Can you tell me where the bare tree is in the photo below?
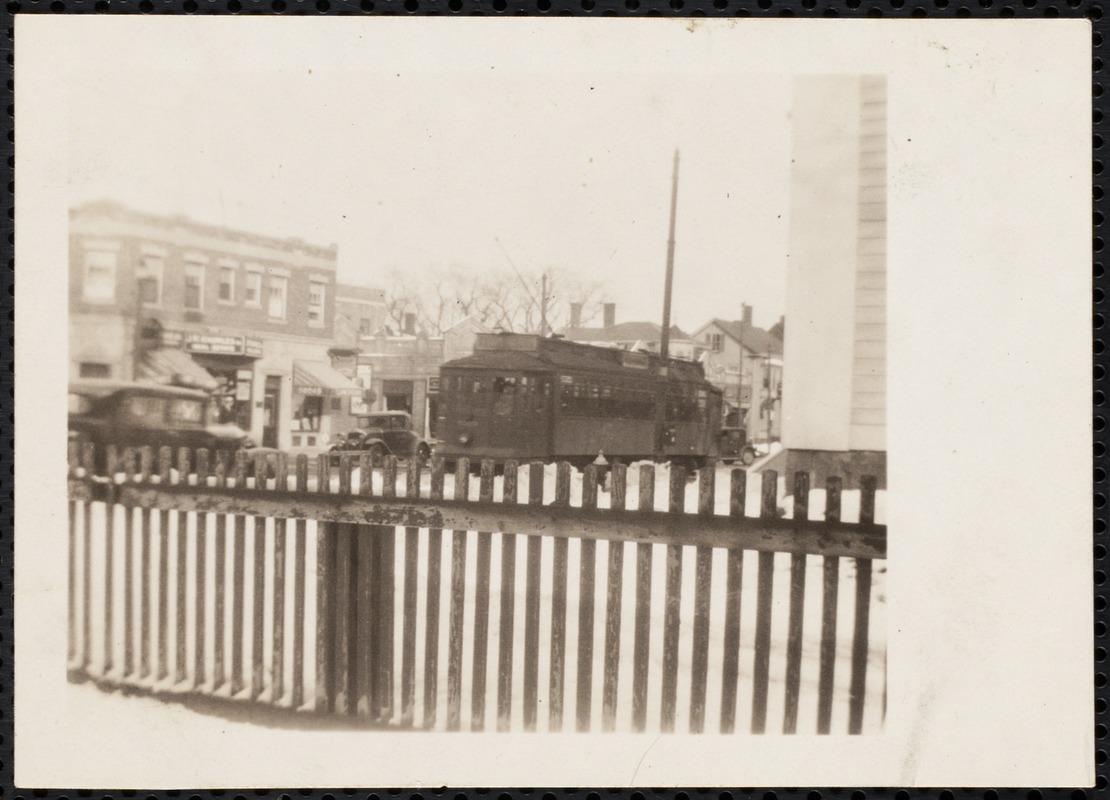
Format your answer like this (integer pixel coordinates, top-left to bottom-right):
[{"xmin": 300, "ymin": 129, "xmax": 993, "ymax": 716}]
[{"xmin": 381, "ymin": 263, "xmax": 610, "ymax": 337}]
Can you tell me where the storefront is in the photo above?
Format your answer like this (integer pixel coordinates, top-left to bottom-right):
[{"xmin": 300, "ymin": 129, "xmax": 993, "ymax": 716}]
[
  {"xmin": 290, "ymin": 360, "xmax": 363, "ymax": 450},
  {"xmin": 136, "ymin": 321, "xmax": 263, "ymax": 432}
]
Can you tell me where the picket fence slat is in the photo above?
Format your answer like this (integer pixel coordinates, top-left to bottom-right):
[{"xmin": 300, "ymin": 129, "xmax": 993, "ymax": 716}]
[
  {"xmin": 293, "ymin": 455, "xmax": 309, "ymax": 710},
  {"xmin": 402, "ymin": 459, "xmax": 422, "ymax": 726},
  {"xmin": 497, "ymin": 460, "xmax": 519, "ymax": 732},
  {"xmin": 576, "ymin": 465, "xmax": 599, "ymax": 733},
  {"xmin": 195, "ymin": 449, "xmax": 210, "ymax": 691},
  {"xmin": 379, "ymin": 456, "xmax": 397, "ymax": 721},
  {"xmin": 423, "ymin": 459, "xmax": 445, "ymax": 729},
  {"xmin": 549, "ymin": 462, "xmax": 572, "ymax": 732},
  {"xmin": 719, "ymin": 468, "xmax": 746, "ymax": 733},
  {"xmin": 230, "ymin": 452, "xmax": 247, "ymax": 695},
  {"xmin": 355, "ymin": 453, "xmax": 375, "ymax": 719},
  {"xmin": 601, "ymin": 463, "xmax": 627, "ymax": 732},
  {"xmin": 661, "ymin": 466, "xmax": 685, "ymax": 733},
  {"xmin": 211, "ymin": 452, "xmax": 227, "ymax": 689},
  {"xmin": 333, "ymin": 457, "xmax": 353, "ymax": 715},
  {"xmin": 124, "ymin": 448, "xmax": 137, "ymax": 681},
  {"xmin": 315, "ymin": 454, "xmax": 335, "ymax": 713},
  {"xmin": 523, "ymin": 461, "xmax": 543, "ymax": 731},
  {"xmin": 750, "ymin": 469, "xmax": 778, "ymax": 734},
  {"xmin": 817, "ymin": 476, "xmax": 842, "ymax": 734},
  {"xmin": 471, "ymin": 461, "xmax": 495, "ymax": 731},
  {"xmin": 783, "ymin": 472, "xmax": 809, "ymax": 734},
  {"xmin": 67, "ymin": 445, "xmax": 886, "ymax": 737},
  {"xmin": 689, "ymin": 467, "xmax": 714, "ymax": 733},
  {"xmin": 631, "ymin": 463, "xmax": 654, "ymax": 733},
  {"xmin": 446, "ymin": 458, "xmax": 468, "ymax": 731},
  {"xmin": 849, "ymin": 475, "xmax": 878, "ymax": 735}
]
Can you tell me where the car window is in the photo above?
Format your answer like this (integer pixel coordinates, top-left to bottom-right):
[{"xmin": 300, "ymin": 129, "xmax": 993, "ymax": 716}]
[
  {"xmin": 124, "ymin": 395, "xmax": 167, "ymax": 426},
  {"xmin": 68, "ymin": 394, "xmax": 92, "ymax": 415},
  {"xmin": 168, "ymin": 398, "xmax": 205, "ymax": 426}
]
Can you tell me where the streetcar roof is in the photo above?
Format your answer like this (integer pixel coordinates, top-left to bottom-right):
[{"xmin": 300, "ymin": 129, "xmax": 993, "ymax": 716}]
[{"xmin": 442, "ymin": 336, "xmax": 714, "ymax": 385}]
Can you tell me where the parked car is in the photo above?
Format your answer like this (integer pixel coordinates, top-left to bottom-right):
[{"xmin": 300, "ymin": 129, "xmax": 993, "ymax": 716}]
[
  {"xmin": 717, "ymin": 426, "xmax": 760, "ymax": 466},
  {"xmin": 329, "ymin": 410, "xmax": 431, "ymax": 467},
  {"xmin": 68, "ymin": 379, "xmax": 276, "ymax": 476}
]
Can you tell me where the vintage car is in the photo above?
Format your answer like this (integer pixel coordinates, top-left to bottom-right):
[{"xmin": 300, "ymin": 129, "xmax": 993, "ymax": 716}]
[
  {"xmin": 329, "ymin": 411, "xmax": 432, "ymax": 467},
  {"xmin": 717, "ymin": 426, "xmax": 760, "ymax": 466},
  {"xmin": 68, "ymin": 378, "xmax": 275, "ymax": 474}
]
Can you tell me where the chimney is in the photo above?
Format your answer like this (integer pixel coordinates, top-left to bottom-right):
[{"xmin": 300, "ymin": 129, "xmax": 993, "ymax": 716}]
[
  {"xmin": 403, "ymin": 312, "xmax": 417, "ymax": 335},
  {"xmin": 570, "ymin": 302, "xmax": 583, "ymax": 328},
  {"xmin": 603, "ymin": 303, "xmax": 616, "ymax": 329},
  {"xmin": 741, "ymin": 304, "xmax": 753, "ymax": 327}
]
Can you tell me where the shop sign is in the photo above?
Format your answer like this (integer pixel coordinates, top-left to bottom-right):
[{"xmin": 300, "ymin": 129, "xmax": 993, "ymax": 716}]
[
  {"xmin": 235, "ymin": 382, "xmax": 252, "ymax": 401},
  {"xmin": 427, "ymin": 376, "xmax": 440, "ymax": 393},
  {"xmin": 356, "ymin": 364, "xmax": 373, "ymax": 389},
  {"xmin": 160, "ymin": 328, "xmax": 263, "ymax": 358},
  {"xmin": 621, "ymin": 351, "xmax": 650, "ymax": 370},
  {"xmin": 331, "ymin": 354, "xmax": 358, "ymax": 375},
  {"xmin": 236, "ymin": 369, "xmax": 254, "ymax": 381}
]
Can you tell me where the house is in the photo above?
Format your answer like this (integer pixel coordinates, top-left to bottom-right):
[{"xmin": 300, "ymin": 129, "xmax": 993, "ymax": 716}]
[
  {"xmin": 557, "ymin": 303, "xmax": 703, "ymax": 362},
  {"xmin": 776, "ymin": 74, "xmax": 887, "ymax": 489},
  {"xmin": 690, "ymin": 305, "xmax": 784, "ymax": 440}
]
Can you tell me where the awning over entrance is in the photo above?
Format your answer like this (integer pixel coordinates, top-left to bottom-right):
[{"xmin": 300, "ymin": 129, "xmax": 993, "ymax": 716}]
[
  {"xmin": 137, "ymin": 348, "xmax": 221, "ymax": 391},
  {"xmin": 293, "ymin": 360, "xmax": 362, "ymax": 397}
]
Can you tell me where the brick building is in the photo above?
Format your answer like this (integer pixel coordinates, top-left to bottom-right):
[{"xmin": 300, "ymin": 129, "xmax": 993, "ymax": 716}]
[{"xmin": 69, "ymin": 200, "xmax": 361, "ymax": 452}]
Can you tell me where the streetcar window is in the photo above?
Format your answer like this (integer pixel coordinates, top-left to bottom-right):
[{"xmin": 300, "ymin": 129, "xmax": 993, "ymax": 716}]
[
  {"xmin": 471, "ymin": 378, "xmax": 482, "ymax": 393},
  {"xmin": 494, "ymin": 376, "xmax": 517, "ymax": 394}
]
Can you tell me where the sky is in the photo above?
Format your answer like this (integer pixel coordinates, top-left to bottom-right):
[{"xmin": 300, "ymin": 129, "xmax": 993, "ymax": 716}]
[{"xmin": 63, "ymin": 22, "xmax": 793, "ymax": 331}]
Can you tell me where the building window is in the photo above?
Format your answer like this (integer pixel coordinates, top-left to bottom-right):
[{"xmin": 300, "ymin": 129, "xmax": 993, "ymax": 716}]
[
  {"xmin": 184, "ymin": 264, "xmax": 205, "ymax": 311},
  {"xmin": 219, "ymin": 267, "xmax": 235, "ymax": 303},
  {"xmin": 308, "ymin": 281, "xmax": 326, "ymax": 327},
  {"xmin": 244, "ymin": 271, "xmax": 262, "ymax": 307},
  {"xmin": 706, "ymin": 333, "xmax": 724, "ymax": 353},
  {"xmin": 136, "ymin": 256, "xmax": 163, "ymax": 307},
  {"xmin": 267, "ymin": 276, "xmax": 287, "ymax": 320},
  {"xmin": 359, "ymin": 317, "xmax": 372, "ymax": 335},
  {"xmin": 78, "ymin": 362, "xmax": 111, "ymax": 379},
  {"xmin": 82, "ymin": 250, "xmax": 117, "ymax": 303}
]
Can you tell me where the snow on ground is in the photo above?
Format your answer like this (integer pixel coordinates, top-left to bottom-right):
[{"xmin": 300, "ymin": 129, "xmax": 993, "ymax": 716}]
[{"xmin": 72, "ymin": 462, "xmax": 885, "ymax": 735}]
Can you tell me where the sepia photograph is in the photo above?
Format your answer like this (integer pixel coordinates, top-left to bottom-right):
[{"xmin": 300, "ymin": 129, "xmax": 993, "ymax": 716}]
[{"xmin": 15, "ymin": 16, "xmax": 1092, "ymax": 789}]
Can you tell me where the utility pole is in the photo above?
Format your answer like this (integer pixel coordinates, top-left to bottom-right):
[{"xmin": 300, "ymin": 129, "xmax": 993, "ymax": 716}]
[{"xmin": 653, "ymin": 148, "xmax": 680, "ymax": 463}]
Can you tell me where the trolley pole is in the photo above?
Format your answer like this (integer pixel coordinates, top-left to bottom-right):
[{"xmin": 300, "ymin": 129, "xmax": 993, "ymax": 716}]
[
  {"xmin": 540, "ymin": 271, "xmax": 548, "ymax": 337},
  {"xmin": 653, "ymin": 148, "xmax": 680, "ymax": 463}
]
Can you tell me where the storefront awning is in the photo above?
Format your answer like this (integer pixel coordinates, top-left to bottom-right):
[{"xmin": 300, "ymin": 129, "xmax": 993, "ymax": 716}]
[
  {"xmin": 137, "ymin": 348, "xmax": 221, "ymax": 391},
  {"xmin": 293, "ymin": 360, "xmax": 362, "ymax": 397}
]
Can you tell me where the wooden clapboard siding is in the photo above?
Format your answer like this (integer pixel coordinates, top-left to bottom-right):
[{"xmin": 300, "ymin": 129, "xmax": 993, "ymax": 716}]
[
  {"xmin": 68, "ymin": 447, "xmax": 886, "ymax": 736},
  {"xmin": 851, "ymin": 75, "xmax": 887, "ymax": 450}
]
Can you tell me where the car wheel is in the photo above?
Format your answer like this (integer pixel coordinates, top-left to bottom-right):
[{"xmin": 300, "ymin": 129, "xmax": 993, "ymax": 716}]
[
  {"xmin": 741, "ymin": 448, "xmax": 756, "ymax": 467},
  {"xmin": 369, "ymin": 443, "xmax": 385, "ymax": 467},
  {"xmin": 416, "ymin": 443, "xmax": 431, "ymax": 466}
]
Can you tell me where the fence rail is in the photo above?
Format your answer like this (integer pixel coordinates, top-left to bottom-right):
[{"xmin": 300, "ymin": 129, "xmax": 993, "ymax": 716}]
[{"xmin": 67, "ymin": 443, "xmax": 886, "ymax": 735}]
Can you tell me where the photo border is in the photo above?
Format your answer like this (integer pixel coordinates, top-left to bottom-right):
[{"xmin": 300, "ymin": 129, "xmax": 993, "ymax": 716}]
[{"xmin": 1, "ymin": 5, "xmax": 1101, "ymax": 797}]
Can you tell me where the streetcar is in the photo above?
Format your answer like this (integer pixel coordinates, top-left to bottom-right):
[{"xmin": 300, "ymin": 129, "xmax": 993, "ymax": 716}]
[{"xmin": 436, "ymin": 332, "xmax": 723, "ymax": 472}]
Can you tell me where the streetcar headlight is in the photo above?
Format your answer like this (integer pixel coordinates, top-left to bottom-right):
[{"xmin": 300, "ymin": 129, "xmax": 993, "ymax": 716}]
[{"xmin": 458, "ymin": 434, "xmax": 471, "ymax": 445}]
